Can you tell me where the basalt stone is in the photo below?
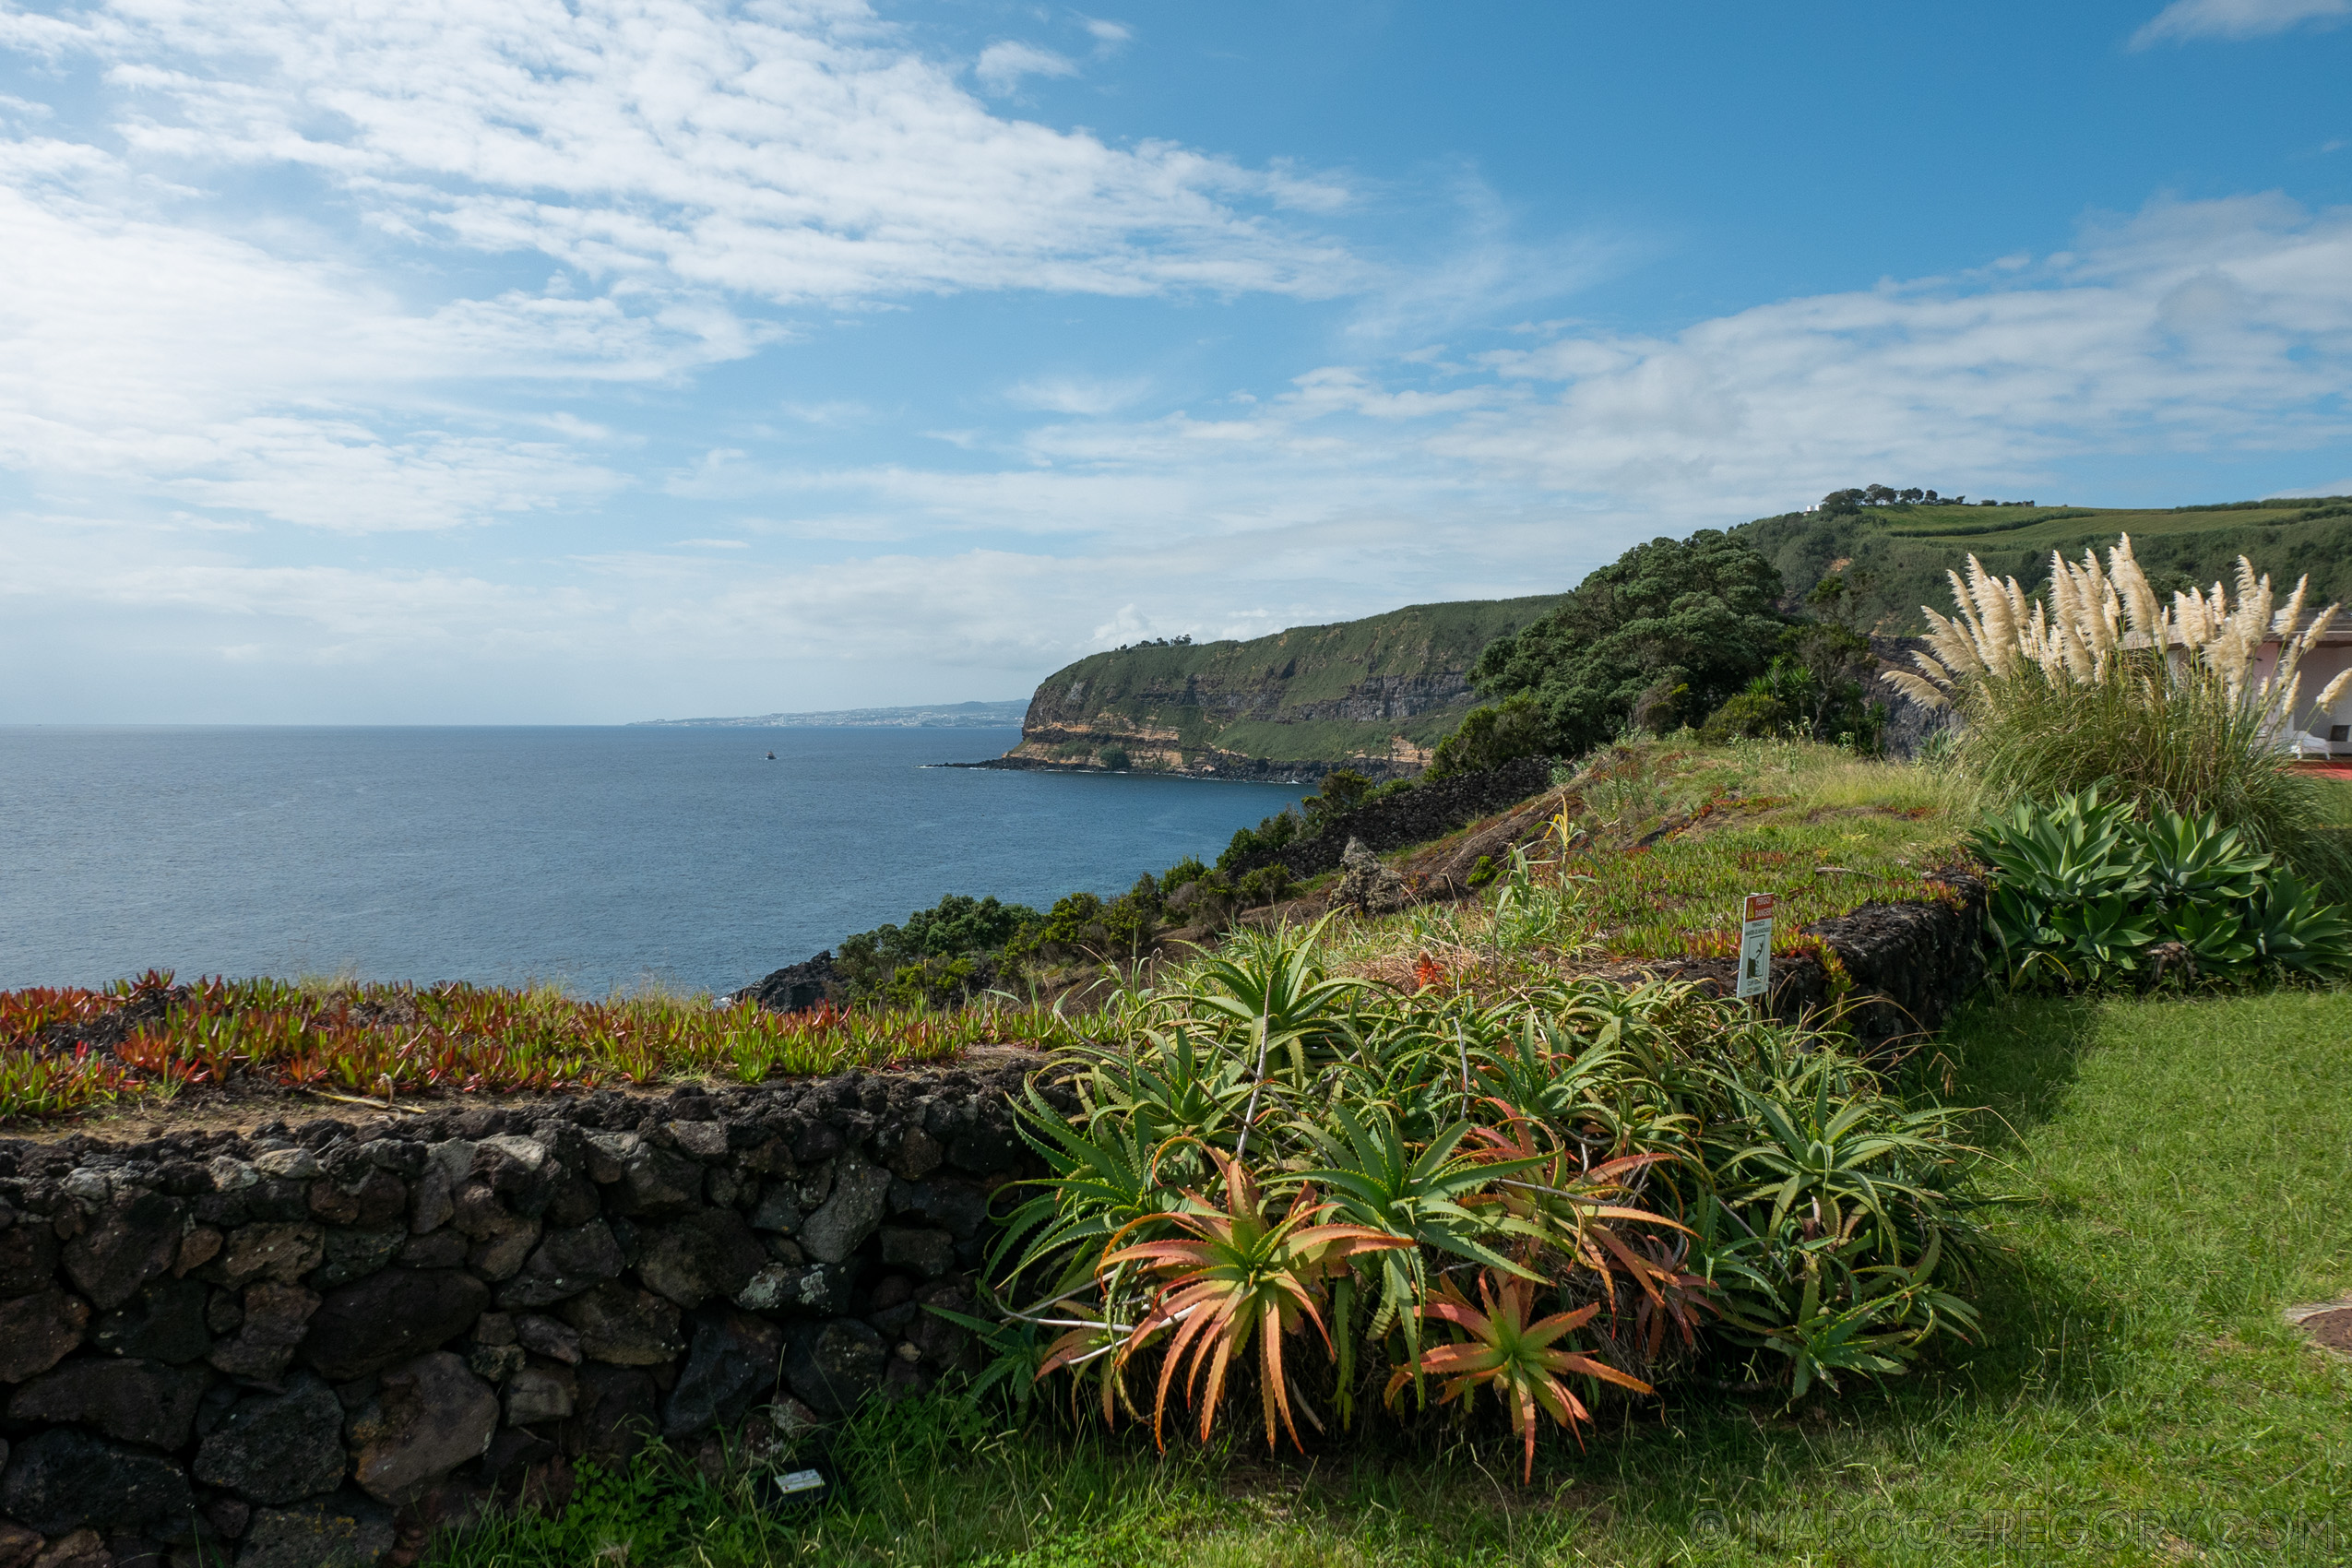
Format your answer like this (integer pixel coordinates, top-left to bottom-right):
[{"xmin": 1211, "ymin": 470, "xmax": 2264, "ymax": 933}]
[
  {"xmin": 602, "ymin": 1139, "xmax": 703, "ymax": 1218},
  {"xmin": 346, "ymin": 1351, "xmax": 497, "ymax": 1505},
  {"xmin": 235, "ymin": 1491, "xmax": 395, "ymax": 1568},
  {"xmin": 787, "ymin": 1116, "xmax": 843, "ymax": 1164},
  {"xmin": 781, "ymin": 1319, "xmax": 885, "ymax": 1418},
  {"xmin": 206, "ymin": 1283, "xmax": 319, "ymax": 1384},
  {"xmin": 306, "ymin": 1170, "xmax": 408, "ymax": 1231},
  {"xmin": 245, "ymin": 1178, "xmax": 314, "ymax": 1225},
  {"xmin": 665, "ymin": 1121, "xmax": 731, "ymax": 1162},
  {"xmin": 475, "ymin": 1137, "xmax": 557, "ymax": 1219},
  {"xmin": 877, "ymin": 1228, "xmax": 956, "ymax": 1278},
  {"xmin": 887, "ymin": 1176, "xmax": 992, "ymax": 1241},
  {"xmin": 733, "ymin": 1262, "xmax": 856, "ymax": 1318},
  {"xmin": 635, "ymin": 1210, "xmax": 766, "ymax": 1309},
  {"xmin": 6, "ymin": 1355, "xmax": 208, "ymax": 1448},
  {"xmin": 0, "ymin": 1291, "xmax": 90, "ymax": 1383},
  {"xmin": 908, "ymin": 1282, "xmax": 981, "ymax": 1376},
  {"xmin": 192, "ymin": 1374, "xmax": 347, "ymax": 1504},
  {"xmin": 26, "ymin": 1528, "xmax": 103, "ymax": 1568},
  {"xmin": 514, "ymin": 1315, "xmax": 581, "ymax": 1366},
  {"xmin": 746, "ymin": 1182, "xmax": 802, "ymax": 1235},
  {"xmin": 0, "ymin": 1227, "xmax": 58, "ymax": 1299},
  {"xmin": 561, "ymin": 1364, "xmax": 657, "ymax": 1469},
  {"xmin": 0, "ymin": 1428, "xmax": 194, "ymax": 1538},
  {"xmin": 946, "ymin": 1108, "xmax": 1019, "ymax": 1176},
  {"xmin": 173, "ymin": 1227, "xmax": 222, "ymax": 1277},
  {"xmin": 465, "ymin": 1344, "xmax": 524, "ymax": 1383},
  {"xmin": 394, "ymin": 1232, "xmax": 467, "ymax": 1270},
  {"xmin": 495, "ymin": 1219, "xmax": 623, "ymax": 1310},
  {"xmin": 91, "ymin": 1277, "xmax": 210, "ymax": 1364},
  {"xmin": 303, "ymin": 1270, "xmax": 490, "ymax": 1383},
  {"xmin": 797, "ymin": 1155, "xmax": 891, "ymax": 1265},
  {"xmin": 561, "ymin": 1283, "xmax": 684, "ymax": 1366},
  {"xmin": 60, "ymin": 1193, "xmax": 184, "ymax": 1312},
  {"xmin": 541, "ymin": 1171, "xmax": 600, "ymax": 1229},
  {"xmin": 205, "ymin": 1224, "xmax": 324, "ymax": 1289},
  {"xmin": 501, "ymin": 1365, "xmax": 575, "ymax": 1427},
  {"xmin": 876, "ymin": 1121, "xmax": 944, "ymax": 1182},
  {"xmin": 306, "ymin": 1229, "xmax": 405, "ymax": 1290},
  {"xmin": 463, "ymin": 1213, "xmax": 541, "ymax": 1284},
  {"xmin": 660, "ymin": 1306, "xmax": 783, "ymax": 1438},
  {"xmin": 0, "ymin": 1523, "xmax": 33, "ymax": 1568},
  {"xmin": 407, "ymin": 1164, "xmax": 455, "ymax": 1236},
  {"xmin": 470, "ymin": 1313, "xmax": 516, "ymax": 1348}
]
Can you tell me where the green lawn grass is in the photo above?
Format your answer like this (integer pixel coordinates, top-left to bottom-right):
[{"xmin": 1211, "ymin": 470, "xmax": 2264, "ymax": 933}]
[{"xmin": 434, "ymin": 986, "xmax": 2352, "ymax": 1567}]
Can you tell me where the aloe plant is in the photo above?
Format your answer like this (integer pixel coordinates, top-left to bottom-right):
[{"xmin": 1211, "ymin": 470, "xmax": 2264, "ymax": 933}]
[
  {"xmin": 1104, "ymin": 1153, "xmax": 1406, "ymax": 1451},
  {"xmin": 1385, "ymin": 1269, "xmax": 1652, "ymax": 1481}
]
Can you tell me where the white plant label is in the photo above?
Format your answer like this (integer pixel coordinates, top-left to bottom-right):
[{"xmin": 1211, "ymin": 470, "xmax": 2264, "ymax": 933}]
[{"xmin": 1736, "ymin": 892, "xmax": 1775, "ymax": 1000}]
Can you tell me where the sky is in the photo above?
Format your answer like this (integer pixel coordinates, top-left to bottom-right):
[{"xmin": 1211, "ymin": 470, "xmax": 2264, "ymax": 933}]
[{"xmin": 3, "ymin": 0, "xmax": 2351, "ymax": 724}]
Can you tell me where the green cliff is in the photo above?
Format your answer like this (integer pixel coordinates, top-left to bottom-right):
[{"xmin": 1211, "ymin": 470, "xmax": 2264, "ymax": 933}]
[{"xmin": 1004, "ymin": 595, "xmax": 1564, "ymax": 778}]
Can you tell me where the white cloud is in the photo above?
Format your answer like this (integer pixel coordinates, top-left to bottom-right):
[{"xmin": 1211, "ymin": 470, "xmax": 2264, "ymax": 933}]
[
  {"xmin": 30, "ymin": 0, "xmax": 1357, "ymax": 303},
  {"xmin": 974, "ymin": 41, "xmax": 1080, "ymax": 96},
  {"xmin": 0, "ymin": 0, "xmax": 1369, "ymax": 541},
  {"xmin": 1004, "ymin": 374, "xmax": 1153, "ymax": 415},
  {"xmin": 1078, "ymin": 18, "xmax": 1134, "ymax": 49},
  {"xmin": 2132, "ymin": 0, "xmax": 2351, "ymax": 46}
]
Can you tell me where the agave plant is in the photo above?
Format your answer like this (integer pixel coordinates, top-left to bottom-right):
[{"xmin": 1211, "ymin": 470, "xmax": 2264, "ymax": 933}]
[
  {"xmin": 1384, "ymin": 1269, "xmax": 1652, "ymax": 1482},
  {"xmin": 1103, "ymin": 1152, "xmax": 1407, "ymax": 1451}
]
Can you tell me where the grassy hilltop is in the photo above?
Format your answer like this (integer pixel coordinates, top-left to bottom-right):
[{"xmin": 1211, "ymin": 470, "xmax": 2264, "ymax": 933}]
[{"xmin": 1740, "ymin": 494, "xmax": 2352, "ymax": 634}]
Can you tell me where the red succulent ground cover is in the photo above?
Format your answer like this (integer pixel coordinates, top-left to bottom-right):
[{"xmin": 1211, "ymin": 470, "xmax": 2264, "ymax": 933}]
[{"xmin": 0, "ymin": 970, "xmax": 1067, "ymax": 1123}]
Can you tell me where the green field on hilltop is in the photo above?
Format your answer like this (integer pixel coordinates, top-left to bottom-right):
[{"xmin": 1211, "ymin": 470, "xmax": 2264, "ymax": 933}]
[{"xmin": 1740, "ymin": 496, "xmax": 2352, "ymax": 635}]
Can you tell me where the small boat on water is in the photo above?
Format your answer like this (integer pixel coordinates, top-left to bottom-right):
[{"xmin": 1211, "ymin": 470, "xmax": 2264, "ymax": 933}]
[{"xmin": 765, "ymin": 751, "xmax": 777, "ymax": 760}]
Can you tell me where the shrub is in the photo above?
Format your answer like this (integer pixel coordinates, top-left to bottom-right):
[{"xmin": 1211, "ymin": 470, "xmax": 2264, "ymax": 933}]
[
  {"xmin": 837, "ymin": 895, "xmax": 1043, "ymax": 1000},
  {"xmin": 992, "ymin": 928, "xmax": 1982, "ymax": 1479},
  {"xmin": 1096, "ymin": 745, "xmax": 1130, "ymax": 770},
  {"xmin": 1233, "ymin": 864, "xmax": 1294, "ymax": 907},
  {"xmin": 1700, "ymin": 689, "xmax": 1787, "ymax": 743},
  {"xmin": 1304, "ymin": 768, "xmax": 1373, "ymax": 825},
  {"xmin": 1892, "ymin": 535, "xmax": 2352, "ymax": 887},
  {"xmin": 1970, "ymin": 789, "xmax": 2352, "ymax": 988},
  {"xmin": 1427, "ymin": 692, "xmax": 1550, "ymax": 779}
]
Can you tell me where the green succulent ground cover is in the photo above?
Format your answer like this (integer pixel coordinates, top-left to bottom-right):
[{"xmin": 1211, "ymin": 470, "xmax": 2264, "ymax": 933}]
[{"xmin": 431, "ymin": 985, "xmax": 2352, "ymax": 1567}]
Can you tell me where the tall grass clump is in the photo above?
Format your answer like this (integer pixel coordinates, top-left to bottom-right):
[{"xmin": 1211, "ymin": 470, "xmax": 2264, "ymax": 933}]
[{"xmin": 1890, "ymin": 533, "xmax": 2352, "ymax": 887}]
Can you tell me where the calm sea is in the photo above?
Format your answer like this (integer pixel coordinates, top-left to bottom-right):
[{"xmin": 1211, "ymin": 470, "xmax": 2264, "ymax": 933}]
[{"xmin": 0, "ymin": 727, "xmax": 1306, "ymax": 995}]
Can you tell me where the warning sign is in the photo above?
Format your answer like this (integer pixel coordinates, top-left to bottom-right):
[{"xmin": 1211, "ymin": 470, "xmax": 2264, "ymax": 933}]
[{"xmin": 1735, "ymin": 893, "xmax": 1775, "ymax": 1000}]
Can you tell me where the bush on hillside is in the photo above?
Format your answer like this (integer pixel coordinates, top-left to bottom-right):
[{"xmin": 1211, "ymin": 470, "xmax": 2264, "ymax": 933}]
[
  {"xmin": 1443, "ymin": 530, "xmax": 1787, "ymax": 770},
  {"xmin": 1699, "ymin": 690, "xmax": 1787, "ymax": 743},
  {"xmin": 1892, "ymin": 535, "xmax": 2352, "ymax": 888},
  {"xmin": 837, "ymin": 894, "xmax": 1043, "ymax": 1001}
]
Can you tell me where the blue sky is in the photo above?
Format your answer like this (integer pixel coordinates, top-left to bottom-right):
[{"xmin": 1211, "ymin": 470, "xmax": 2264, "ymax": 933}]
[{"xmin": 3, "ymin": 0, "xmax": 2349, "ymax": 723}]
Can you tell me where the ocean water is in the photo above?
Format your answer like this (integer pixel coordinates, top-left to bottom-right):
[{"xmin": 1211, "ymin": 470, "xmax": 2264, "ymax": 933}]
[{"xmin": 0, "ymin": 727, "xmax": 1306, "ymax": 994}]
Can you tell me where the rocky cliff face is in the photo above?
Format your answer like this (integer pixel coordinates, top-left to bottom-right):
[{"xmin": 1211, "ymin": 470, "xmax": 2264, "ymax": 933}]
[{"xmin": 990, "ymin": 595, "xmax": 1563, "ymax": 779}]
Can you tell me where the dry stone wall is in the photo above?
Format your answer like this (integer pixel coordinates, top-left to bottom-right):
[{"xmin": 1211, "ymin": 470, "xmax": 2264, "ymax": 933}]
[{"xmin": 0, "ymin": 1063, "xmax": 1054, "ymax": 1568}]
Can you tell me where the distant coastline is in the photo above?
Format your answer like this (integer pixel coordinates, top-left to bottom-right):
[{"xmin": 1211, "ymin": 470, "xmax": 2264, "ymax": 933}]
[{"xmin": 630, "ymin": 699, "xmax": 1028, "ymax": 729}]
